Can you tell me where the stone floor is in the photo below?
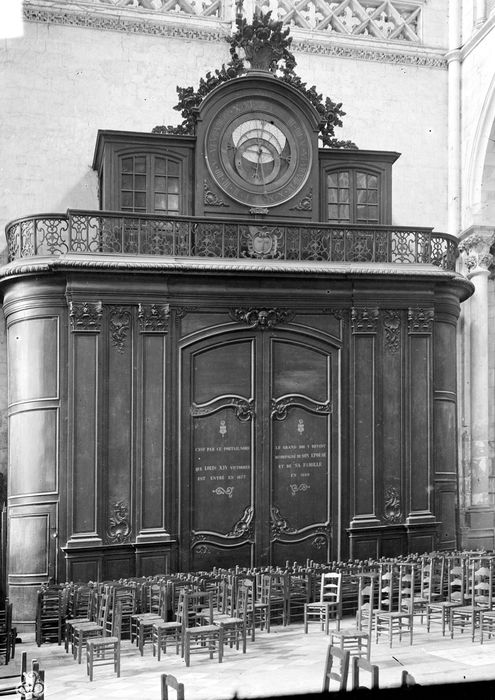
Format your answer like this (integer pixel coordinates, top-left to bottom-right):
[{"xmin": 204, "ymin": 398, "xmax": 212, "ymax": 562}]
[{"xmin": 2, "ymin": 616, "xmax": 495, "ymax": 698}]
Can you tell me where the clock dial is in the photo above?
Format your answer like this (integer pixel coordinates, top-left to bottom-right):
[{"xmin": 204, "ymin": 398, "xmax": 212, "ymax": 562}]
[{"xmin": 205, "ymin": 98, "xmax": 312, "ymax": 208}]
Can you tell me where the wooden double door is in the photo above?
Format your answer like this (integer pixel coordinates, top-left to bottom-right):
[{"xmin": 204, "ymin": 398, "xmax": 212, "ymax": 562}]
[{"xmin": 180, "ymin": 327, "xmax": 340, "ymax": 570}]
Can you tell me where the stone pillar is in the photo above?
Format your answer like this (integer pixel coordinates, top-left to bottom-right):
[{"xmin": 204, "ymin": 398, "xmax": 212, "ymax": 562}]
[
  {"xmin": 459, "ymin": 229, "xmax": 495, "ymax": 548},
  {"xmin": 475, "ymin": 0, "xmax": 487, "ymax": 26},
  {"xmin": 447, "ymin": 3, "xmax": 461, "ymax": 237}
]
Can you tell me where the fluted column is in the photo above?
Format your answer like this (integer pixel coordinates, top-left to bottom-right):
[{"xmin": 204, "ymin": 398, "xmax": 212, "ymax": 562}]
[{"xmin": 459, "ymin": 229, "xmax": 495, "ymax": 546}]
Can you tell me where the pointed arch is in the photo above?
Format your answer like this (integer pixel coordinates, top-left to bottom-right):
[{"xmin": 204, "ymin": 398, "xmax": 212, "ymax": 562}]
[{"xmin": 466, "ymin": 72, "xmax": 495, "ymax": 225}]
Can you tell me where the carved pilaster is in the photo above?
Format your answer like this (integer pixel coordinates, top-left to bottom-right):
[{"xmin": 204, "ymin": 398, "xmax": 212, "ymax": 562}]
[
  {"xmin": 138, "ymin": 303, "xmax": 170, "ymax": 333},
  {"xmin": 351, "ymin": 307, "xmax": 379, "ymax": 333},
  {"xmin": 68, "ymin": 300, "xmax": 103, "ymax": 332}
]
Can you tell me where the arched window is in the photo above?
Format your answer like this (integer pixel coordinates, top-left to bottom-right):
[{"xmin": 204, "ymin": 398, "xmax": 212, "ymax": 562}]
[
  {"xmin": 326, "ymin": 169, "xmax": 380, "ymax": 224},
  {"xmin": 120, "ymin": 153, "xmax": 182, "ymax": 214}
]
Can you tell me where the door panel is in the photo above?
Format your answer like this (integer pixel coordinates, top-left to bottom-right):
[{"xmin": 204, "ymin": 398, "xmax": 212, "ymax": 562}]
[{"xmin": 181, "ymin": 328, "xmax": 339, "ymax": 570}]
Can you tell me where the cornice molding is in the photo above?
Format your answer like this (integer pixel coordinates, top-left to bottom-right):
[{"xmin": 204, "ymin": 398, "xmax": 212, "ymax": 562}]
[{"xmin": 23, "ymin": 1, "xmax": 448, "ymax": 68}]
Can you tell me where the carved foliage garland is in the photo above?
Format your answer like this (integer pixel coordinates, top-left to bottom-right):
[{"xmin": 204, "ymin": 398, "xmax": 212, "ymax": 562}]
[
  {"xmin": 68, "ymin": 300, "xmax": 103, "ymax": 332},
  {"xmin": 383, "ymin": 310, "xmax": 401, "ymax": 354},
  {"xmin": 383, "ymin": 486, "xmax": 402, "ymax": 523},
  {"xmin": 109, "ymin": 306, "xmax": 132, "ymax": 352}
]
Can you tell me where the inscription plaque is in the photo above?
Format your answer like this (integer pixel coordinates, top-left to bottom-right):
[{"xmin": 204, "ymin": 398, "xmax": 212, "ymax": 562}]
[{"xmin": 193, "ymin": 408, "xmax": 252, "ymax": 535}]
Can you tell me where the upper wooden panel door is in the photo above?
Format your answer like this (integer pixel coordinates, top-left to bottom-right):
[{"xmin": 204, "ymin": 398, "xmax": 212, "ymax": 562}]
[{"xmin": 180, "ymin": 328, "xmax": 339, "ymax": 571}]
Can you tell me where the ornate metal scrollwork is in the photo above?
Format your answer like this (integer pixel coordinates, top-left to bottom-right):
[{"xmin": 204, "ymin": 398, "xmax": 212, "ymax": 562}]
[
  {"xmin": 191, "ymin": 397, "xmax": 254, "ymax": 422},
  {"xmin": 383, "ymin": 310, "xmax": 401, "ymax": 354},
  {"xmin": 351, "ymin": 307, "xmax": 379, "ymax": 333},
  {"xmin": 68, "ymin": 300, "xmax": 103, "ymax": 332},
  {"xmin": 241, "ymin": 226, "xmax": 283, "ymax": 260},
  {"xmin": 109, "ymin": 306, "xmax": 132, "ymax": 353},
  {"xmin": 226, "ymin": 505, "xmax": 254, "ymax": 539},
  {"xmin": 408, "ymin": 307, "xmax": 434, "ymax": 333},
  {"xmin": 270, "ymin": 505, "xmax": 297, "ymax": 537},
  {"xmin": 138, "ymin": 303, "xmax": 170, "ymax": 333},
  {"xmin": 271, "ymin": 396, "xmax": 332, "ymax": 420},
  {"xmin": 383, "ymin": 486, "xmax": 402, "ymax": 523},
  {"xmin": 107, "ymin": 500, "xmax": 131, "ymax": 544},
  {"xmin": 231, "ymin": 307, "xmax": 294, "ymax": 330}
]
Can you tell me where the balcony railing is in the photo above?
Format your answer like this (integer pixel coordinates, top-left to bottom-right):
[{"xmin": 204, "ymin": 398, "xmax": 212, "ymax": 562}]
[{"xmin": 5, "ymin": 210, "xmax": 458, "ymax": 271}]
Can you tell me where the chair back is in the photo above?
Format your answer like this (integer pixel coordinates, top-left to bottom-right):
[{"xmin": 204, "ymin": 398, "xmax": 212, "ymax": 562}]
[
  {"xmin": 112, "ymin": 601, "xmax": 123, "ymax": 640},
  {"xmin": 161, "ymin": 673, "xmax": 185, "ymax": 700},
  {"xmin": 322, "ymin": 645, "xmax": 350, "ymax": 692},
  {"xmin": 356, "ymin": 573, "xmax": 376, "ymax": 632},
  {"xmin": 351, "ymin": 656, "xmax": 379, "ymax": 690},
  {"xmin": 319, "ymin": 572, "xmax": 342, "ymax": 606}
]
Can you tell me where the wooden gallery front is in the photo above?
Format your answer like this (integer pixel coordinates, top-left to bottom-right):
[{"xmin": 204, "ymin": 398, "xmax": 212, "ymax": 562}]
[{"xmin": 1, "ymin": 71, "xmax": 472, "ymax": 623}]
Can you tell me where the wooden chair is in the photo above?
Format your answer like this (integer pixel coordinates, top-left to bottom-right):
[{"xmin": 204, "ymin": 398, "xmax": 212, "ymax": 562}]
[
  {"xmin": 35, "ymin": 586, "xmax": 64, "ymax": 646},
  {"xmin": 161, "ymin": 673, "xmax": 185, "ymax": 700},
  {"xmin": 426, "ymin": 554, "xmax": 466, "ymax": 635},
  {"xmin": 322, "ymin": 645, "xmax": 350, "ymax": 692},
  {"xmin": 450, "ymin": 556, "xmax": 494, "ymax": 641},
  {"xmin": 330, "ymin": 572, "xmax": 375, "ymax": 659},
  {"xmin": 64, "ymin": 586, "xmax": 96, "ymax": 653},
  {"xmin": 374, "ymin": 565, "xmax": 413, "ymax": 648},
  {"xmin": 286, "ymin": 571, "xmax": 311, "ymax": 625},
  {"xmin": 351, "ymin": 655, "xmax": 380, "ymax": 691},
  {"xmin": 236, "ymin": 578, "xmax": 269, "ymax": 641},
  {"xmin": 304, "ymin": 572, "xmax": 342, "ymax": 634},
  {"xmin": 71, "ymin": 591, "xmax": 108, "ymax": 663},
  {"xmin": 258, "ymin": 573, "xmax": 287, "ymax": 628},
  {"xmin": 86, "ymin": 601, "xmax": 122, "ymax": 681},
  {"xmin": 181, "ymin": 591, "xmax": 224, "ymax": 667}
]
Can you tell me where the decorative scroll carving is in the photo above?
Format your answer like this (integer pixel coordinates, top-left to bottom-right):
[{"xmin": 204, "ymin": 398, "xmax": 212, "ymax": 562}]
[
  {"xmin": 383, "ymin": 310, "xmax": 401, "ymax": 354},
  {"xmin": 249, "ymin": 207, "xmax": 269, "ymax": 215},
  {"xmin": 204, "ymin": 180, "xmax": 229, "ymax": 208},
  {"xmin": 194, "ymin": 545, "xmax": 211, "ymax": 557},
  {"xmin": 383, "ymin": 486, "xmax": 402, "ymax": 523},
  {"xmin": 289, "ymin": 483, "xmax": 311, "ymax": 496},
  {"xmin": 271, "ymin": 396, "xmax": 332, "ymax": 420},
  {"xmin": 270, "ymin": 505, "xmax": 297, "ymax": 536},
  {"xmin": 191, "ymin": 533, "xmax": 207, "ymax": 547},
  {"xmin": 226, "ymin": 505, "xmax": 254, "ymax": 538},
  {"xmin": 173, "ymin": 306, "xmax": 197, "ymax": 326},
  {"xmin": 290, "ymin": 189, "xmax": 313, "ymax": 211},
  {"xmin": 107, "ymin": 500, "xmax": 131, "ymax": 544},
  {"xmin": 351, "ymin": 307, "xmax": 379, "ymax": 333},
  {"xmin": 231, "ymin": 307, "xmax": 294, "ymax": 329},
  {"xmin": 138, "ymin": 303, "xmax": 170, "ymax": 333},
  {"xmin": 312, "ymin": 535, "xmax": 327, "ymax": 550},
  {"xmin": 191, "ymin": 397, "xmax": 255, "ymax": 421},
  {"xmin": 68, "ymin": 300, "xmax": 103, "ymax": 332},
  {"xmin": 109, "ymin": 306, "xmax": 132, "ymax": 352},
  {"xmin": 212, "ymin": 486, "xmax": 234, "ymax": 498},
  {"xmin": 408, "ymin": 307, "xmax": 434, "ymax": 334},
  {"xmin": 459, "ymin": 231, "xmax": 495, "ymax": 272}
]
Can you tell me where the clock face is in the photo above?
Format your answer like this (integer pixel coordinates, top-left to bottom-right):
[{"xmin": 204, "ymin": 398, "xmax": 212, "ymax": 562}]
[{"xmin": 205, "ymin": 97, "xmax": 313, "ymax": 208}]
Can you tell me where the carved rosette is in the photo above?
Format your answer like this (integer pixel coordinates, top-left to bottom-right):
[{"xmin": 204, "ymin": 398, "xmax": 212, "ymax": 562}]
[
  {"xmin": 408, "ymin": 307, "xmax": 434, "ymax": 334},
  {"xmin": 312, "ymin": 535, "xmax": 327, "ymax": 550},
  {"xmin": 270, "ymin": 505, "xmax": 297, "ymax": 537},
  {"xmin": 107, "ymin": 500, "xmax": 131, "ymax": 544},
  {"xmin": 195, "ymin": 545, "xmax": 211, "ymax": 558},
  {"xmin": 383, "ymin": 310, "xmax": 401, "ymax": 354},
  {"xmin": 138, "ymin": 303, "xmax": 170, "ymax": 333},
  {"xmin": 458, "ymin": 232, "xmax": 495, "ymax": 273},
  {"xmin": 68, "ymin": 300, "xmax": 102, "ymax": 332},
  {"xmin": 231, "ymin": 307, "xmax": 294, "ymax": 330},
  {"xmin": 109, "ymin": 306, "xmax": 132, "ymax": 352},
  {"xmin": 383, "ymin": 486, "xmax": 402, "ymax": 523},
  {"xmin": 351, "ymin": 307, "xmax": 379, "ymax": 333}
]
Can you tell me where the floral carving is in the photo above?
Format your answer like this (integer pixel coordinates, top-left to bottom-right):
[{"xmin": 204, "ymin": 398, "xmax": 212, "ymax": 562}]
[
  {"xmin": 270, "ymin": 505, "xmax": 297, "ymax": 536},
  {"xmin": 290, "ymin": 189, "xmax": 313, "ymax": 211},
  {"xmin": 68, "ymin": 300, "xmax": 103, "ymax": 332},
  {"xmin": 194, "ymin": 545, "xmax": 210, "ymax": 557},
  {"xmin": 312, "ymin": 535, "xmax": 327, "ymax": 550},
  {"xmin": 383, "ymin": 310, "xmax": 401, "ymax": 354},
  {"xmin": 107, "ymin": 500, "xmax": 131, "ymax": 544},
  {"xmin": 383, "ymin": 486, "xmax": 402, "ymax": 523},
  {"xmin": 204, "ymin": 180, "xmax": 229, "ymax": 207},
  {"xmin": 109, "ymin": 306, "xmax": 132, "ymax": 352},
  {"xmin": 459, "ymin": 232, "xmax": 495, "ymax": 272},
  {"xmin": 138, "ymin": 303, "xmax": 170, "ymax": 333},
  {"xmin": 226, "ymin": 505, "xmax": 254, "ymax": 538}
]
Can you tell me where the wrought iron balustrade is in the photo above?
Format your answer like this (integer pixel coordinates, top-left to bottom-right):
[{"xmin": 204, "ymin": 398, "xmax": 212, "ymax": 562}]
[{"xmin": 5, "ymin": 210, "xmax": 458, "ymax": 271}]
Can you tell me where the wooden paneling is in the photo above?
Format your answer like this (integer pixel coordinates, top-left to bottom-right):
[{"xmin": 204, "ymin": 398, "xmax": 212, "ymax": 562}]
[
  {"xmin": 72, "ymin": 333, "xmax": 98, "ymax": 535},
  {"xmin": 9, "ymin": 409, "xmax": 57, "ymax": 496},
  {"xmin": 352, "ymin": 334, "xmax": 376, "ymax": 519},
  {"xmin": 140, "ymin": 334, "xmax": 166, "ymax": 531},
  {"xmin": 409, "ymin": 335, "xmax": 431, "ymax": 514},
  {"xmin": 8, "ymin": 503, "xmax": 57, "ymax": 584},
  {"xmin": 8, "ymin": 317, "xmax": 59, "ymax": 404}
]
